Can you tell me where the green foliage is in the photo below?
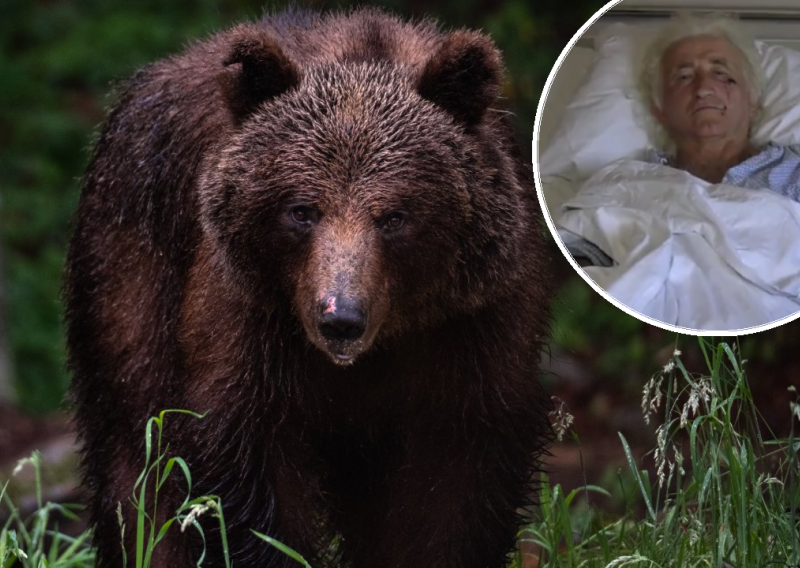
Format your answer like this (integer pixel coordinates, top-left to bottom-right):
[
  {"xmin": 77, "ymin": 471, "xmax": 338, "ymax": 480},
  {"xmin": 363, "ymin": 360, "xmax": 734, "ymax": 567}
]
[
  {"xmin": 126, "ymin": 409, "xmax": 225, "ymax": 568},
  {"xmin": 518, "ymin": 338, "xmax": 800, "ymax": 567},
  {"xmin": 252, "ymin": 531, "xmax": 313, "ymax": 568},
  {"xmin": 0, "ymin": 409, "xmax": 321, "ymax": 567},
  {"xmin": 1, "ymin": 453, "xmax": 94, "ymax": 567},
  {"xmin": 548, "ymin": 272, "xmax": 667, "ymax": 403},
  {"xmin": 552, "ymin": 278, "xmax": 647, "ymax": 369}
]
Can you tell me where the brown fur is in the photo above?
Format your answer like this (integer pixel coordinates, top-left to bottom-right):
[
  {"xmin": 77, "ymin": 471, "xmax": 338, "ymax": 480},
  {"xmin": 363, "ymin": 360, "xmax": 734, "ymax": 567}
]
[{"xmin": 64, "ymin": 7, "xmax": 553, "ymax": 568}]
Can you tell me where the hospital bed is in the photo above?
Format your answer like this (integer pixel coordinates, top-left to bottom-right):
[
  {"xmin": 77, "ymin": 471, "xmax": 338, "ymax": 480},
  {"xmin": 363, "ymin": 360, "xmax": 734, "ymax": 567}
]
[{"xmin": 535, "ymin": 0, "xmax": 800, "ymax": 333}]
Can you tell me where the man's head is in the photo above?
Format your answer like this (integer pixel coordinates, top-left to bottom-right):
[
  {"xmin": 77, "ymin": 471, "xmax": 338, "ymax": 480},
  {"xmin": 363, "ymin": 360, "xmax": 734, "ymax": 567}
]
[{"xmin": 639, "ymin": 13, "xmax": 763, "ymax": 152}]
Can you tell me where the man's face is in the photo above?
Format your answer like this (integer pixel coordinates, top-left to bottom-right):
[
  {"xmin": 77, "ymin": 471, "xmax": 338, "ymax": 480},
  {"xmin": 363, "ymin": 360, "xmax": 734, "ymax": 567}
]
[{"xmin": 653, "ymin": 35, "xmax": 757, "ymax": 144}]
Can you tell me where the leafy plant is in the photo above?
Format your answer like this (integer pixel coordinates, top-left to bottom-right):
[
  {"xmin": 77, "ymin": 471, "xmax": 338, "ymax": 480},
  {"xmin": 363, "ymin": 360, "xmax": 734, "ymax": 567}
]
[
  {"xmin": 517, "ymin": 338, "xmax": 800, "ymax": 567},
  {"xmin": 0, "ymin": 409, "xmax": 303, "ymax": 567},
  {"xmin": 1, "ymin": 452, "xmax": 94, "ymax": 567},
  {"xmin": 124, "ymin": 409, "xmax": 231, "ymax": 568}
]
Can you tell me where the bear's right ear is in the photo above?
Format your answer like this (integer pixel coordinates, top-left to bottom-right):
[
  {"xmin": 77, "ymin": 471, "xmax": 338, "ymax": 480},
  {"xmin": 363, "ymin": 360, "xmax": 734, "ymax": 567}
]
[
  {"xmin": 418, "ymin": 31, "xmax": 502, "ymax": 127},
  {"xmin": 219, "ymin": 32, "xmax": 299, "ymax": 124}
]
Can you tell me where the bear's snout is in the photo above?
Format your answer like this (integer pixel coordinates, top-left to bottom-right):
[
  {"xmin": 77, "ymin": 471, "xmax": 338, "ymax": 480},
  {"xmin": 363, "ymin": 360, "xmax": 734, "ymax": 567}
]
[
  {"xmin": 297, "ymin": 226, "xmax": 390, "ymax": 365},
  {"xmin": 318, "ymin": 293, "xmax": 367, "ymax": 343}
]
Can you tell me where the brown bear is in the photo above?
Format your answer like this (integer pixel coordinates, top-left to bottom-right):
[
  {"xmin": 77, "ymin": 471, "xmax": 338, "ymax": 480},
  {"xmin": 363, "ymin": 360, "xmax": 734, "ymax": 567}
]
[{"xmin": 64, "ymin": 7, "xmax": 553, "ymax": 568}]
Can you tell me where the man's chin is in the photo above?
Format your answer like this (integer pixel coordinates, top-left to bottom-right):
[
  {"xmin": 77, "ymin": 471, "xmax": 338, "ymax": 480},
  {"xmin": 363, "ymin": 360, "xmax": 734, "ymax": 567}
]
[{"xmin": 690, "ymin": 120, "xmax": 727, "ymax": 138}]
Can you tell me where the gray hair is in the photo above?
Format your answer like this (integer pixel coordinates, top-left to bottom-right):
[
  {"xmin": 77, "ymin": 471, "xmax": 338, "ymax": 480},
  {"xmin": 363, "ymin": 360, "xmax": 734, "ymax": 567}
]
[{"xmin": 636, "ymin": 12, "xmax": 765, "ymax": 152}]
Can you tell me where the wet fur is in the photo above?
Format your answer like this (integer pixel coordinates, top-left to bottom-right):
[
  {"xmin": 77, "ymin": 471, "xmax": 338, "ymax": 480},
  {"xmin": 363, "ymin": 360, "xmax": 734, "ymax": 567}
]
[{"xmin": 64, "ymin": 7, "xmax": 553, "ymax": 568}]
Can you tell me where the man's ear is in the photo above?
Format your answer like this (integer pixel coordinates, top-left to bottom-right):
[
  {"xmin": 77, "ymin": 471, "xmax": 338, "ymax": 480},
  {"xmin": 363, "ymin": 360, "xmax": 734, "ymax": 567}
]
[
  {"xmin": 651, "ymin": 101, "xmax": 666, "ymax": 126},
  {"xmin": 749, "ymin": 101, "xmax": 759, "ymax": 121}
]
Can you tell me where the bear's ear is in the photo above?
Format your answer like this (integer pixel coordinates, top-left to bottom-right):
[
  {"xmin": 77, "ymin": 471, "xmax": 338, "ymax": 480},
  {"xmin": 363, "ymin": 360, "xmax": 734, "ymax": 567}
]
[
  {"xmin": 418, "ymin": 31, "xmax": 502, "ymax": 126},
  {"xmin": 219, "ymin": 31, "xmax": 300, "ymax": 124}
]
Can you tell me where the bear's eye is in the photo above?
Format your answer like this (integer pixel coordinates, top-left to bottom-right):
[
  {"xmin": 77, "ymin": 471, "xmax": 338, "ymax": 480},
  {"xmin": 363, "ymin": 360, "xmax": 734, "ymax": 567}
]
[
  {"xmin": 382, "ymin": 212, "xmax": 405, "ymax": 231},
  {"xmin": 290, "ymin": 205, "xmax": 318, "ymax": 226}
]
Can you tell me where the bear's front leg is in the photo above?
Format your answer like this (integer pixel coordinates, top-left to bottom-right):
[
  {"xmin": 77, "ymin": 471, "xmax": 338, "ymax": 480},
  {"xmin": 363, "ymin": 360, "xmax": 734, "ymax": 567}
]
[{"xmin": 341, "ymin": 423, "xmax": 544, "ymax": 568}]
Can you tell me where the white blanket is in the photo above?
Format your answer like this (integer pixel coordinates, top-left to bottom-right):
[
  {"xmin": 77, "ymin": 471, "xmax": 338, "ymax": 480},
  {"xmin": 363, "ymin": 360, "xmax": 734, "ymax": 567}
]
[{"xmin": 556, "ymin": 160, "xmax": 800, "ymax": 331}]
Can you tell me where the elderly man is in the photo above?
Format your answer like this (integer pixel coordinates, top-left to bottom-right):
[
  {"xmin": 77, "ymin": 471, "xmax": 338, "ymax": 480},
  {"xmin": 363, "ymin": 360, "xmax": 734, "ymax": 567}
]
[
  {"xmin": 643, "ymin": 13, "xmax": 800, "ymax": 196},
  {"xmin": 569, "ymin": 13, "xmax": 800, "ymax": 267}
]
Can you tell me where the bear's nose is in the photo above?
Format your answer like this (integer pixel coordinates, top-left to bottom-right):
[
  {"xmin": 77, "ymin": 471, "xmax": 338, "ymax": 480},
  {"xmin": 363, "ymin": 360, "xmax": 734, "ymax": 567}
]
[{"xmin": 318, "ymin": 295, "xmax": 366, "ymax": 341}]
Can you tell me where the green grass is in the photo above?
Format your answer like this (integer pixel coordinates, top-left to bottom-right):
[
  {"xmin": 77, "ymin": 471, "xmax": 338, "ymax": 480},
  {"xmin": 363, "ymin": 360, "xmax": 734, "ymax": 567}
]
[
  {"xmin": 1, "ymin": 452, "xmax": 94, "ymax": 567},
  {"xmin": 127, "ymin": 409, "xmax": 231, "ymax": 568},
  {"xmin": 516, "ymin": 338, "xmax": 800, "ymax": 567},
  {"xmin": 2, "ymin": 338, "xmax": 798, "ymax": 567},
  {"xmin": 0, "ymin": 409, "xmax": 302, "ymax": 568}
]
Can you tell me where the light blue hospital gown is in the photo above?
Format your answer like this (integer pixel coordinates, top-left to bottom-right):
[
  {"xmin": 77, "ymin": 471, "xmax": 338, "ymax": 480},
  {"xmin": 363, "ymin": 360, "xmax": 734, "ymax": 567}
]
[
  {"xmin": 649, "ymin": 143, "xmax": 800, "ymax": 200},
  {"xmin": 567, "ymin": 143, "xmax": 800, "ymax": 266}
]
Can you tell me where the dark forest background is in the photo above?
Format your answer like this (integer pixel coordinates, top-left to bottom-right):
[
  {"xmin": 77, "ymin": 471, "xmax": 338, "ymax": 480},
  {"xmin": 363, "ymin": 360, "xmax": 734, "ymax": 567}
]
[{"xmin": 0, "ymin": 0, "xmax": 796, "ymax": 468}]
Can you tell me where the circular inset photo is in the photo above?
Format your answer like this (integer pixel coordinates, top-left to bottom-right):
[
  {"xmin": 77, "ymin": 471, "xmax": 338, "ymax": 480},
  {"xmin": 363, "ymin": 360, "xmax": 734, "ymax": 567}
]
[{"xmin": 534, "ymin": 0, "xmax": 800, "ymax": 335}]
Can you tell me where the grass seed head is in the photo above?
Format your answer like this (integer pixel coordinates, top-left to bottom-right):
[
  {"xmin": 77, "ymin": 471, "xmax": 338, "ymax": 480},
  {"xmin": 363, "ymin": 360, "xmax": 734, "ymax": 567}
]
[{"xmin": 549, "ymin": 396, "xmax": 575, "ymax": 442}]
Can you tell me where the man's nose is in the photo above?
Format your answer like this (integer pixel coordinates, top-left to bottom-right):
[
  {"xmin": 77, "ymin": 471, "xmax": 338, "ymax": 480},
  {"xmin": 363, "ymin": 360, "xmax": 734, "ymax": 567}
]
[{"xmin": 694, "ymin": 73, "xmax": 716, "ymax": 97}]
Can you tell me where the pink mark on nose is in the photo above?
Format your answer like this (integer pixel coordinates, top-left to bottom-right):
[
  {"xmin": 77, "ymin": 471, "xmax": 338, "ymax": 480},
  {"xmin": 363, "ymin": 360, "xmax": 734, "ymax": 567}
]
[{"xmin": 323, "ymin": 296, "xmax": 337, "ymax": 315}]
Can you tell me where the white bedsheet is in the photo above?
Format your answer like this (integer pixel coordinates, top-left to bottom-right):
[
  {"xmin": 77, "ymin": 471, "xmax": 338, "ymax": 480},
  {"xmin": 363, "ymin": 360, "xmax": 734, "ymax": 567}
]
[{"xmin": 556, "ymin": 160, "xmax": 800, "ymax": 331}]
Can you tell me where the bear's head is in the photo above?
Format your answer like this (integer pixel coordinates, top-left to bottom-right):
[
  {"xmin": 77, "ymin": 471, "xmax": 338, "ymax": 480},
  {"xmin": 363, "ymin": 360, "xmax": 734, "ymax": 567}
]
[{"xmin": 200, "ymin": 21, "xmax": 529, "ymax": 365}]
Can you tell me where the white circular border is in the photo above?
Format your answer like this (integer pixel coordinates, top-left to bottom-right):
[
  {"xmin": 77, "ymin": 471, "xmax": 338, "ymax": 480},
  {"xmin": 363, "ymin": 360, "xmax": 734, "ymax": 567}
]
[{"xmin": 531, "ymin": 0, "xmax": 800, "ymax": 337}]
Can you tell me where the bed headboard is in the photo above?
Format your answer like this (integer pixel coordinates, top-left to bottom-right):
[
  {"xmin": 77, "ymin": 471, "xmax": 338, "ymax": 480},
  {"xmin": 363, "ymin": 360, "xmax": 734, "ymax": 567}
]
[{"xmin": 538, "ymin": 0, "xmax": 800, "ymax": 150}]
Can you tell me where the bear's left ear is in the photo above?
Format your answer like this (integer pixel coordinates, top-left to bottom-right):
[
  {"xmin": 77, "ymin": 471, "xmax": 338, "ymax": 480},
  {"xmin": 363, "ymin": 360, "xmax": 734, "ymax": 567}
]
[
  {"xmin": 218, "ymin": 30, "xmax": 300, "ymax": 124},
  {"xmin": 418, "ymin": 31, "xmax": 502, "ymax": 127}
]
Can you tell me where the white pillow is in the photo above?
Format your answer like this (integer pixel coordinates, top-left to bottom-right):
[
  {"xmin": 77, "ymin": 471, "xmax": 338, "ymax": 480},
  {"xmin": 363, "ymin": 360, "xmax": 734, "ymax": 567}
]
[
  {"xmin": 755, "ymin": 42, "xmax": 800, "ymax": 145},
  {"xmin": 538, "ymin": 22, "xmax": 800, "ymax": 215}
]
